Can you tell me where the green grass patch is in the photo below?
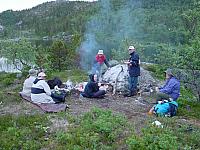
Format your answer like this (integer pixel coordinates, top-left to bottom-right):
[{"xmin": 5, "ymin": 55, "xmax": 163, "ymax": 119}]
[
  {"xmin": 177, "ymin": 87, "xmax": 200, "ymax": 119},
  {"xmin": 177, "ymin": 99, "xmax": 200, "ymax": 119},
  {"xmin": 0, "ymin": 114, "xmax": 50, "ymax": 150},
  {"xmin": 127, "ymin": 124, "xmax": 179, "ymax": 150},
  {"xmin": 0, "ymin": 90, "xmax": 22, "ymax": 105},
  {"xmin": 0, "ymin": 72, "xmax": 17, "ymax": 87},
  {"xmin": 49, "ymin": 69, "xmax": 88, "ymax": 82},
  {"xmin": 142, "ymin": 64, "xmax": 167, "ymax": 80},
  {"xmin": 127, "ymin": 117, "xmax": 200, "ymax": 150},
  {"xmin": 55, "ymin": 107, "xmax": 131, "ymax": 149}
]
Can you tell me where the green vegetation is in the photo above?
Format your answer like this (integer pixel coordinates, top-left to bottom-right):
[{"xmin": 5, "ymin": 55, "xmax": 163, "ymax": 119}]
[
  {"xmin": 49, "ymin": 69, "xmax": 88, "ymax": 82},
  {"xmin": 0, "ymin": 72, "xmax": 17, "ymax": 87},
  {"xmin": 0, "ymin": 70, "xmax": 199, "ymax": 149},
  {"xmin": 56, "ymin": 107, "xmax": 130, "ymax": 149},
  {"xmin": 177, "ymin": 87, "xmax": 200, "ymax": 119},
  {"xmin": 143, "ymin": 64, "xmax": 167, "ymax": 80},
  {"xmin": 0, "ymin": 0, "xmax": 200, "ymax": 149},
  {"xmin": 0, "ymin": 115, "xmax": 49, "ymax": 150},
  {"xmin": 0, "ymin": 1, "xmax": 97, "ymax": 38},
  {"xmin": 127, "ymin": 125, "xmax": 179, "ymax": 150}
]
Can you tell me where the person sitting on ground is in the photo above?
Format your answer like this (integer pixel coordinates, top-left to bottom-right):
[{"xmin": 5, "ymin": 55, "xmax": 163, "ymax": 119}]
[
  {"xmin": 81, "ymin": 74, "xmax": 106, "ymax": 98},
  {"xmin": 155, "ymin": 68, "xmax": 180, "ymax": 102},
  {"xmin": 31, "ymin": 72, "xmax": 66, "ymax": 104},
  {"xmin": 147, "ymin": 69, "xmax": 180, "ymax": 117},
  {"xmin": 20, "ymin": 69, "xmax": 38, "ymax": 97}
]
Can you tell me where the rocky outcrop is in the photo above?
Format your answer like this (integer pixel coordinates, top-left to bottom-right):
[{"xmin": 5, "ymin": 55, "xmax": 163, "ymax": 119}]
[{"xmin": 102, "ymin": 64, "xmax": 158, "ymax": 93}]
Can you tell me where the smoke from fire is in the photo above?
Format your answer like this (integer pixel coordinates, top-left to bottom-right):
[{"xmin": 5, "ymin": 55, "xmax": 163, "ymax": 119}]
[{"xmin": 79, "ymin": 0, "xmax": 142, "ymax": 71}]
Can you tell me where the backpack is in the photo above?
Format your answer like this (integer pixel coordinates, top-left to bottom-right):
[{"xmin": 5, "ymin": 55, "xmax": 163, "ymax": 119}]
[
  {"xmin": 167, "ymin": 101, "xmax": 178, "ymax": 117},
  {"xmin": 154, "ymin": 100, "xmax": 178, "ymax": 117}
]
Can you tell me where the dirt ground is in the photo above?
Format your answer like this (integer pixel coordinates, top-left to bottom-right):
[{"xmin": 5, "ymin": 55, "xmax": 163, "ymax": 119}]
[
  {"xmin": 0, "ymin": 91, "xmax": 155, "ymax": 133},
  {"xmin": 1, "ymin": 92, "xmax": 200, "ymax": 133}
]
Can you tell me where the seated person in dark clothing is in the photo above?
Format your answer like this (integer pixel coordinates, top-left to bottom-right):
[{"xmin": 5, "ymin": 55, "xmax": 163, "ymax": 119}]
[
  {"xmin": 81, "ymin": 74, "xmax": 106, "ymax": 98},
  {"xmin": 47, "ymin": 77, "xmax": 63, "ymax": 89}
]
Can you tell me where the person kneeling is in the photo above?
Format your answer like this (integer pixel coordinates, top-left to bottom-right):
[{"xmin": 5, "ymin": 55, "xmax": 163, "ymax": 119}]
[{"xmin": 81, "ymin": 74, "xmax": 106, "ymax": 98}]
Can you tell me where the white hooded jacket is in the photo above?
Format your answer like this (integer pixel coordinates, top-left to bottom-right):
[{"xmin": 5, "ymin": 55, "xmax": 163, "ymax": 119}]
[
  {"xmin": 31, "ymin": 79, "xmax": 55, "ymax": 104},
  {"xmin": 21, "ymin": 76, "xmax": 36, "ymax": 97}
]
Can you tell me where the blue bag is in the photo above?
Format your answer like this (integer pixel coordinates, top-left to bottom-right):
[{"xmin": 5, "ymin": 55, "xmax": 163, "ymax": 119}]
[{"xmin": 154, "ymin": 101, "xmax": 178, "ymax": 117}]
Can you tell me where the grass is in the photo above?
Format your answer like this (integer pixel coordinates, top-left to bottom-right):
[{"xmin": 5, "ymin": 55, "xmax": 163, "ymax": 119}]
[
  {"xmin": 48, "ymin": 69, "xmax": 88, "ymax": 83},
  {"xmin": 177, "ymin": 87, "xmax": 200, "ymax": 119},
  {"xmin": 0, "ymin": 114, "xmax": 50, "ymax": 150},
  {"xmin": 0, "ymin": 72, "xmax": 19, "ymax": 87},
  {"xmin": 142, "ymin": 64, "xmax": 167, "ymax": 80},
  {"xmin": 0, "ymin": 69, "xmax": 200, "ymax": 149},
  {"xmin": 55, "ymin": 107, "xmax": 131, "ymax": 149}
]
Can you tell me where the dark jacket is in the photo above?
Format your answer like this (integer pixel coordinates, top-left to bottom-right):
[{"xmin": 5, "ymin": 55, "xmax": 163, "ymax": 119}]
[
  {"xmin": 83, "ymin": 74, "xmax": 99, "ymax": 98},
  {"xmin": 159, "ymin": 77, "xmax": 180, "ymax": 100},
  {"xmin": 128, "ymin": 52, "xmax": 140, "ymax": 77}
]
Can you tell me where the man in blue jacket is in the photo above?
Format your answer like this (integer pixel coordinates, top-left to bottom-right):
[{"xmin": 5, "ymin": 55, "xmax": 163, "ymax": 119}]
[
  {"xmin": 124, "ymin": 46, "xmax": 140, "ymax": 97},
  {"xmin": 156, "ymin": 68, "xmax": 180, "ymax": 101}
]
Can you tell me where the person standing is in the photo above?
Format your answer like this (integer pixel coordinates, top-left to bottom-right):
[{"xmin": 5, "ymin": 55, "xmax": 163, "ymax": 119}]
[
  {"xmin": 124, "ymin": 46, "xmax": 140, "ymax": 97},
  {"xmin": 92, "ymin": 50, "xmax": 110, "ymax": 81}
]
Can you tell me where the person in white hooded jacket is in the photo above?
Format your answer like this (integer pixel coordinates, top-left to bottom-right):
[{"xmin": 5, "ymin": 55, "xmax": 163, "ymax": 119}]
[
  {"xmin": 31, "ymin": 72, "xmax": 55, "ymax": 104},
  {"xmin": 20, "ymin": 69, "xmax": 37, "ymax": 97}
]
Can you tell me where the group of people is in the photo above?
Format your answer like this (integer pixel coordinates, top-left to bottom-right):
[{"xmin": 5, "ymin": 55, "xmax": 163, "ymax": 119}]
[
  {"xmin": 20, "ymin": 69, "xmax": 66, "ymax": 104},
  {"xmin": 81, "ymin": 46, "xmax": 141, "ymax": 98},
  {"xmin": 20, "ymin": 45, "xmax": 181, "ymax": 117},
  {"xmin": 81, "ymin": 45, "xmax": 181, "ymax": 117},
  {"xmin": 79, "ymin": 49, "xmax": 110, "ymax": 98}
]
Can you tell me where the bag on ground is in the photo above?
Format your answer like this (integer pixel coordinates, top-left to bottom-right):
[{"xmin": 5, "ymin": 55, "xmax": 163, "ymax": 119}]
[{"xmin": 154, "ymin": 100, "xmax": 178, "ymax": 117}]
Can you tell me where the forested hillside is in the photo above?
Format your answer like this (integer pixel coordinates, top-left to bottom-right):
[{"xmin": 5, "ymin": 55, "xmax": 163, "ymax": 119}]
[
  {"xmin": 0, "ymin": 0, "xmax": 199, "ymax": 42},
  {"xmin": 0, "ymin": 0, "xmax": 199, "ymax": 98},
  {"xmin": 0, "ymin": 1, "xmax": 97, "ymax": 38}
]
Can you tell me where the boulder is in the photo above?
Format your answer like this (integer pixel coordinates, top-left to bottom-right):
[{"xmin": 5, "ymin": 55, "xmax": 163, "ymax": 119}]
[{"xmin": 102, "ymin": 64, "xmax": 158, "ymax": 93}]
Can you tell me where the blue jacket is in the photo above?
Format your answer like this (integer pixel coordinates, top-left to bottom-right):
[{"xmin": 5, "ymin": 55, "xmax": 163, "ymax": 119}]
[
  {"xmin": 128, "ymin": 52, "xmax": 140, "ymax": 77},
  {"xmin": 159, "ymin": 77, "xmax": 180, "ymax": 100}
]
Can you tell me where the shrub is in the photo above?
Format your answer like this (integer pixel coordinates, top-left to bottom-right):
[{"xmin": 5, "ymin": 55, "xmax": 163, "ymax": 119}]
[
  {"xmin": 0, "ymin": 72, "xmax": 16, "ymax": 86},
  {"xmin": 0, "ymin": 115, "xmax": 49, "ymax": 150},
  {"xmin": 126, "ymin": 125, "xmax": 179, "ymax": 150},
  {"xmin": 56, "ymin": 107, "xmax": 129, "ymax": 149}
]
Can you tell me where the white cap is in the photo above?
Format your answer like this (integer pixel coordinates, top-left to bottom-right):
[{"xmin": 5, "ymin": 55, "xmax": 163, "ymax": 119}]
[
  {"xmin": 128, "ymin": 46, "xmax": 135, "ymax": 50},
  {"xmin": 98, "ymin": 50, "xmax": 104, "ymax": 54},
  {"xmin": 38, "ymin": 72, "xmax": 46, "ymax": 77}
]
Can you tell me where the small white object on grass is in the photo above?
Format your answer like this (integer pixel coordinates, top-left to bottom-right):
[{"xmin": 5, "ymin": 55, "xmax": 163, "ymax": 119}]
[{"xmin": 152, "ymin": 120, "xmax": 163, "ymax": 128}]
